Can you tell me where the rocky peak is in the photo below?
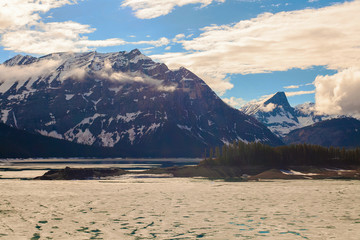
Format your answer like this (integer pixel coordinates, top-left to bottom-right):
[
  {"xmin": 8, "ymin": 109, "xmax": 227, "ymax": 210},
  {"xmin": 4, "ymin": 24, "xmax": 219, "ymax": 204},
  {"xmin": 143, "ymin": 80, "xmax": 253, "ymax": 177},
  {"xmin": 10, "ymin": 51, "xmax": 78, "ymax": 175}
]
[
  {"xmin": 265, "ymin": 92, "xmax": 288, "ymax": 106},
  {"xmin": 3, "ymin": 54, "xmax": 37, "ymax": 66},
  {"xmin": 265, "ymin": 91, "xmax": 296, "ymax": 116}
]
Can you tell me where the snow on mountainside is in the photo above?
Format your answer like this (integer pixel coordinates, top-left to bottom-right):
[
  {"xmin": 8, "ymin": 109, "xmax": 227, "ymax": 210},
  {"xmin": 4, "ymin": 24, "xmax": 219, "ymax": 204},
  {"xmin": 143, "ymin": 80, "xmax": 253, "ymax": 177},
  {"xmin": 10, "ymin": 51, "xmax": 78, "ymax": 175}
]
[
  {"xmin": 294, "ymin": 102, "xmax": 334, "ymax": 127},
  {"xmin": 0, "ymin": 49, "xmax": 282, "ymax": 157},
  {"xmin": 241, "ymin": 92, "xmax": 301, "ymax": 137}
]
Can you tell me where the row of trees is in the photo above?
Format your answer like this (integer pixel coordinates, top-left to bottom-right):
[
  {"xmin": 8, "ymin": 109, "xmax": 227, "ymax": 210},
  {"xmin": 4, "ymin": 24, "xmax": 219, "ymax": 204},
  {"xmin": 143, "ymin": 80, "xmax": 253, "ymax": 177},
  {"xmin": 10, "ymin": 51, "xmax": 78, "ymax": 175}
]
[{"xmin": 202, "ymin": 141, "xmax": 360, "ymax": 167}]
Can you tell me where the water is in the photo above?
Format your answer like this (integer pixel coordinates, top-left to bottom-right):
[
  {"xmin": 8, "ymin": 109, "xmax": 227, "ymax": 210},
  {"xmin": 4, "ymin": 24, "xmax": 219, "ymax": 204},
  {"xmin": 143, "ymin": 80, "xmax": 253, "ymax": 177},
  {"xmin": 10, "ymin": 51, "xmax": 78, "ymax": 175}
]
[{"xmin": 0, "ymin": 160, "xmax": 360, "ymax": 239}]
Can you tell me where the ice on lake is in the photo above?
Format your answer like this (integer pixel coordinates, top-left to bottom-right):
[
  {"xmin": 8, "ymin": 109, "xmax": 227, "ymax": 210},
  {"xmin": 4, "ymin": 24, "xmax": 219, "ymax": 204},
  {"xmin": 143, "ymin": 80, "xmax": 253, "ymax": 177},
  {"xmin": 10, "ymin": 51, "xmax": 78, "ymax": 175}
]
[{"xmin": 1, "ymin": 178, "xmax": 360, "ymax": 239}]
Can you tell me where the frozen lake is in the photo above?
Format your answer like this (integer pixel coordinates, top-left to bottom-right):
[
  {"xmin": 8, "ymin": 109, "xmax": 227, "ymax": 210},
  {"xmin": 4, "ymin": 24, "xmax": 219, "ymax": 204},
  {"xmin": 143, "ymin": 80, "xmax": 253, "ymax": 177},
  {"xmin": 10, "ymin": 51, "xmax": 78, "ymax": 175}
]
[{"xmin": 1, "ymin": 178, "xmax": 360, "ymax": 239}]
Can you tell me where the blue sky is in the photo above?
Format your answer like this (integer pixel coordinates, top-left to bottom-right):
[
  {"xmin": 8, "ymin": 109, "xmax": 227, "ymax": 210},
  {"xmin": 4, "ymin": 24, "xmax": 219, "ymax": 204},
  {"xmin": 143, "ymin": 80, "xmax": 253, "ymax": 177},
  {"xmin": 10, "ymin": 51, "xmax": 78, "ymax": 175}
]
[{"xmin": 1, "ymin": 0, "xmax": 360, "ymax": 113}]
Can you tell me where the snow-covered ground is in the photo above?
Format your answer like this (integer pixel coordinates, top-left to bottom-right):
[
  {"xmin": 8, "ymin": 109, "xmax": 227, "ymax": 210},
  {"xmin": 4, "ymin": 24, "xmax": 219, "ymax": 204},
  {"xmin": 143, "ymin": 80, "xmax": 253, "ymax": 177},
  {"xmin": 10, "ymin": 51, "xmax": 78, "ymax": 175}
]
[{"xmin": 1, "ymin": 178, "xmax": 359, "ymax": 239}]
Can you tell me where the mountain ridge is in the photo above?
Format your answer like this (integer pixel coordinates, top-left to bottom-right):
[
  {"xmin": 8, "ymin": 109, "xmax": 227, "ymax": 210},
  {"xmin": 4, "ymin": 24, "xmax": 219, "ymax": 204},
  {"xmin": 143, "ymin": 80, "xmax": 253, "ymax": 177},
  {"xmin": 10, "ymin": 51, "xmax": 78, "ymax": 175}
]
[
  {"xmin": 284, "ymin": 117, "xmax": 360, "ymax": 148},
  {"xmin": 0, "ymin": 50, "xmax": 282, "ymax": 157}
]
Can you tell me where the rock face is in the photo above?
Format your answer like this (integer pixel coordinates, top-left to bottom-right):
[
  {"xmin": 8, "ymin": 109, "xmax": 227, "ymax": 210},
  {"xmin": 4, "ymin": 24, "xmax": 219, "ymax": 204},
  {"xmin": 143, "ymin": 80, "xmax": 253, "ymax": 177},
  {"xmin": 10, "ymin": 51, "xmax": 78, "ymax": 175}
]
[
  {"xmin": 0, "ymin": 50, "xmax": 282, "ymax": 157},
  {"xmin": 284, "ymin": 117, "xmax": 360, "ymax": 148},
  {"xmin": 241, "ymin": 92, "xmax": 335, "ymax": 138}
]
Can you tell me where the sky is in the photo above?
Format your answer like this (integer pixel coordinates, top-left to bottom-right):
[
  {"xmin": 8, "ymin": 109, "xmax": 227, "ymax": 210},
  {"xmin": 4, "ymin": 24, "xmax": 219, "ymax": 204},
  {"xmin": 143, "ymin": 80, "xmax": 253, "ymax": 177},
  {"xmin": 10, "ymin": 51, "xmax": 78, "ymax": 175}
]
[{"xmin": 1, "ymin": 0, "xmax": 360, "ymax": 115}]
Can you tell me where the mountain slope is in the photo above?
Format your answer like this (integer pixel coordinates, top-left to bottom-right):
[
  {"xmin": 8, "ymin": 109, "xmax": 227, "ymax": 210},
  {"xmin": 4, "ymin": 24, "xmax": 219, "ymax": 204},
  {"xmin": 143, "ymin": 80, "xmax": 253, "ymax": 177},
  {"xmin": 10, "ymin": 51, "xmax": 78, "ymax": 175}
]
[
  {"xmin": 283, "ymin": 117, "xmax": 360, "ymax": 148},
  {"xmin": 0, "ymin": 50, "xmax": 282, "ymax": 157},
  {"xmin": 0, "ymin": 123, "xmax": 120, "ymax": 158},
  {"xmin": 294, "ymin": 102, "xmax": 335, "ymax": 126}
]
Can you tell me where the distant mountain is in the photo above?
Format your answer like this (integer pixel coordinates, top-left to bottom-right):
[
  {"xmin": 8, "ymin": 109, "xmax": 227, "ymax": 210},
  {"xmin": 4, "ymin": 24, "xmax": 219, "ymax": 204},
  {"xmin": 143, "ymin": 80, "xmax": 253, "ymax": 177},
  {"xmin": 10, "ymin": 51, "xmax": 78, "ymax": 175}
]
[
  {"xmin": 241, "ymin": 92, "xmax": 335, "ymax": 137},
  {"xmin": 241, "ymin": 92, "xmax": 301, "ymax": 137},
  {"xmin": 283, "ymin": 117, "xmax": 360, "ymax": 148},
  {"xmin": 0, "ymin": 123, "xmax": 120, "ymax": 158},
  {"xmin": 294, "ymin": 102, "xmax": 335, "ymax": 126},
  {"xmin": 0, "ymin": 50, "xmax": 282, "ymax": 157}
]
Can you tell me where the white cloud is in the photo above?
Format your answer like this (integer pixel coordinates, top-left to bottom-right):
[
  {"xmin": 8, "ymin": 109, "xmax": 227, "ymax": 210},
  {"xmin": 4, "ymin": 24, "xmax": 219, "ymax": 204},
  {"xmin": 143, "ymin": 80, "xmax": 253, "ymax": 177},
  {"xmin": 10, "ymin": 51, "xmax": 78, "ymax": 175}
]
[
  {"xmin": 132, "ymin": 37, "xmax": 170, "ymax": 47},
  {"xmin": 0, "ymin": 59, "xmax": 61, "ymax": 93},
  {"xmin": 314, "ymin": 68, "xmax": 360, "ymax": 115},
  {"xmin": 260, "ymin": 103, "xmax": 277, "ymax": 112},
  {"xmin": 1, "ymin": 21, "xmax": 169, "ymax": 55},
  {"xmin": 2, "ymin": 21, "xmax": 95, "ymax": 54},
  {"xmin": 121, "ymin": 0, "xmax": 225, "ymax": 19},
  {"xmin": 0, "ymin": 57, "xmax": 177, "ymax": 92},
  {"xmin": 0, "ymin": 0, "xmax": 77, "ymax": 31},
  {"xmin": 285, "ymin": 90, "xmax": 315, "ymax": 97},
  {"xmin": 222, "ymin": 96, "xmax": 246, "ymax": 108},
  {"xmin": 284, "ymin": 85, "xmax": 300, "ymax": 89},
  {"xmin": 90, "ymin": 60, "xmax": 177, "ymax": 91},
  {"xmin": 173, "ymin": 33, "xmax": 186, "ymax": 42},
  {"xmin": 153, "ymin": 1, "xmax": 360, "ymax": 95},
  {"xmin": 0, "ymin": 0, "xmax": 170, "ymax": 55}
]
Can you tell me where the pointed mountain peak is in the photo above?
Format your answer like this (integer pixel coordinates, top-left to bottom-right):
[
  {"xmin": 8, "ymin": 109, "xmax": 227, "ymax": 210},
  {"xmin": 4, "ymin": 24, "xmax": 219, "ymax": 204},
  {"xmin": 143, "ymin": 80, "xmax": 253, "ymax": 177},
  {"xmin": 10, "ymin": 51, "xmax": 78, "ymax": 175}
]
[
  {"xmin": 129, "ymin": 48, "xmax": 142, "ymax": 55},
  {"xmin": 263, "ymin": 91, "xmax": 296, "ymax": 117},
  {"xmin": 264, "ymin": 92, "xmax": 289, "ymax": 106}
]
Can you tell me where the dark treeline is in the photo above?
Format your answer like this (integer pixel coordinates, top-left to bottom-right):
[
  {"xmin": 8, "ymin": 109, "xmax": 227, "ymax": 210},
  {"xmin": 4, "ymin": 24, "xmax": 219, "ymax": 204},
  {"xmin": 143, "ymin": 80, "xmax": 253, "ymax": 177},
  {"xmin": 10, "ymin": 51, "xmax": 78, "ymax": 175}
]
[{"xmin": 202, "ymin": 141, "xmax": 360, "ymax": 167}]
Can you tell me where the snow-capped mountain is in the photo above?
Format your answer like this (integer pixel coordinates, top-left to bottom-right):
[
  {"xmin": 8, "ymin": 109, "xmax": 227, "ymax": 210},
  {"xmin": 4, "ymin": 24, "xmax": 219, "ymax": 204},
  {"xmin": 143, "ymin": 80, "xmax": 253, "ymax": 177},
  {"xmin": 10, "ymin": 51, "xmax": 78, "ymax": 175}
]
[
  {"xmin": 240, "ymin": 92, "xmax": 339, "ymax": 138},
  {"xmin": 241, "ymin": 92, "xmax": 301, "ymax": 137},
  {"xmin": 0, "ymin": 49, "xmax": 282, "ymax": 157}
]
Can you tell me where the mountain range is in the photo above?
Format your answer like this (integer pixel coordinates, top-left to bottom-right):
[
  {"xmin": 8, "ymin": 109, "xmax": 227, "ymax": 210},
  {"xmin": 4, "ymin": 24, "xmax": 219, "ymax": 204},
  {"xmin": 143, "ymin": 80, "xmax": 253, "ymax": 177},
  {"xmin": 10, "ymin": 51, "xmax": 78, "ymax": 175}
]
[{"xmin": 0, "ymin": 50, "xmax": 281, "ymax": 157}]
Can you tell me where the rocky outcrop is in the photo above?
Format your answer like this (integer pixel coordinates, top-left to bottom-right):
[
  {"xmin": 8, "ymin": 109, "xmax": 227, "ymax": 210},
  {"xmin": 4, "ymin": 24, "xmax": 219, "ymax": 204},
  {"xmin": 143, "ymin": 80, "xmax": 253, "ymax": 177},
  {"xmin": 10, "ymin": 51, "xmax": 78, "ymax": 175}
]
[{"xmin": 35, "ymin": 167, "xmax": 128, "ymax": 180}]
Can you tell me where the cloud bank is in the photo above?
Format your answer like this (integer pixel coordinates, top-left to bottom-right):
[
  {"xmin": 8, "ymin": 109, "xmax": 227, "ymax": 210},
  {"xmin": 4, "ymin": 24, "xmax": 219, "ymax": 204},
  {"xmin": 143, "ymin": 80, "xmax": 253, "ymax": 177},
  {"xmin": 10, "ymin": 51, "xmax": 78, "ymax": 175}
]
[
  {"xmin": 0, "ymin": 0, "xmax": 170, "ymax": 55},
  {"xmin": 0, "ymin": 0, "xmax": 77, "ymax": 31},
  {"xmin": 0, "ymin": 57, "xmax": 177, "ymax": 93},
  {"xmin": 314, "ymin": 68, "xmax": 360, "ymax": 116},
  {"xmin": 121, "ymin": 0, "xmax": 225, "ymax": 19},
  {"xmin": 153, "ymin": 1, "xmax": 360, "ymax": 94},
  {"xmin": 0, "ymin": 59, "xmax": 61, "ymax": 93}
]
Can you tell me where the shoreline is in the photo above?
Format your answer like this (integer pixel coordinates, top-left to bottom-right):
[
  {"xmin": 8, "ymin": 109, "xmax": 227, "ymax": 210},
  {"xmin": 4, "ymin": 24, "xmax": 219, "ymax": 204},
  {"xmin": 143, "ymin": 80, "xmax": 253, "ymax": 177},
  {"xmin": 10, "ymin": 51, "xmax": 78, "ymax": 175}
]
[{"xmin": 33, "ymin": 165, "xmax": 360, "ymax": 181}]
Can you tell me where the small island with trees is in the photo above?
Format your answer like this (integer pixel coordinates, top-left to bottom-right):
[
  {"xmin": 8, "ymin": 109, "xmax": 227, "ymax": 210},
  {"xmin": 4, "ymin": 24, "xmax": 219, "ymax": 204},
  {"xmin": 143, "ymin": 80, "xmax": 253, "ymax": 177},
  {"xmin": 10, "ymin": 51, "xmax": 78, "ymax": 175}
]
[{"xmin": 36, "ymin": 141, "xmax": 360, "ymax": 180}]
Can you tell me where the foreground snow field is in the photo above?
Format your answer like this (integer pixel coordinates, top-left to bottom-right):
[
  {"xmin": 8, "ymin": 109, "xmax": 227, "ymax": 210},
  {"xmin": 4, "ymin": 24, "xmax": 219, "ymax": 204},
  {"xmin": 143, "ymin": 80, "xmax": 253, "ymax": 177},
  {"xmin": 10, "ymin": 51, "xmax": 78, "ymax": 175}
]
[{"xmin": 0, "ymin": 178, "xmax": 359, "ymax": 239}]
